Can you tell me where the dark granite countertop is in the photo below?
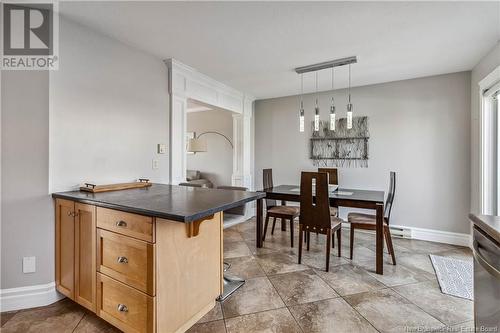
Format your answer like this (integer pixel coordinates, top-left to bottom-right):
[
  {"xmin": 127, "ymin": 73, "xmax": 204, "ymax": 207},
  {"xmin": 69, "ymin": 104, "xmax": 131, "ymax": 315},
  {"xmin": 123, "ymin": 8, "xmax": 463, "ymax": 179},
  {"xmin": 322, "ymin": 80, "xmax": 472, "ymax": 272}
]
[
  {"xmin": 52, "ymin": 184, "xmax": 265, "ymax": 223},
  {"xmin": 469, "ymin": 213, "xmax": 500, "ymax": 244}
]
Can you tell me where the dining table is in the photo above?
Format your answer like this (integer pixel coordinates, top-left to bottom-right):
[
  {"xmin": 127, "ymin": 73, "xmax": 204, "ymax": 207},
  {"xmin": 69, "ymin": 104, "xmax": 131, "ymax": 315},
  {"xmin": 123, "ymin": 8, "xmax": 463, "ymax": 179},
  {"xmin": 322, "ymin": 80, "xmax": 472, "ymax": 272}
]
[{"xmin": 255, "ymin": 185, "xmax": 386, "ymax": 275}]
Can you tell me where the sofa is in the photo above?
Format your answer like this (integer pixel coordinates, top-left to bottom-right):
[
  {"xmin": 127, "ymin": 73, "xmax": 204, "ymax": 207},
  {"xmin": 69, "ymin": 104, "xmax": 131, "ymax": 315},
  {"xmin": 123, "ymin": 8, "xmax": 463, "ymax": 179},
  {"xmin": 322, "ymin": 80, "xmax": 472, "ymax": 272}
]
[{"xmin": 184, "ymin": 170, "xmax": 214, "ymax": 188}]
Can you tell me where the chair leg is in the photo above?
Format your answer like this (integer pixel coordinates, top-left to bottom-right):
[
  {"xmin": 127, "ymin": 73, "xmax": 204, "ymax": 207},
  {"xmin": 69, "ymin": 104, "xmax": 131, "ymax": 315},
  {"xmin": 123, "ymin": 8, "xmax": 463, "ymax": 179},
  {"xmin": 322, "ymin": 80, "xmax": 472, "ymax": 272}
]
[
  {"xmin": 271, "ymin": 217, "xmax": 277, "ymax": 235},
  {"xmin": 384, "ymin": 226, "xmax": 396, "ymax": 265},
  {"xmin": 281, "ymin": 218, "xmax": 286, "ymax": 231},
  {"xmin": 332, "ymin": 231, "xmax": 335, "ymax": 248},
  {"xmin": 350, "ymin": 226, "xmax": 354, "ymax": 260},
  {"xmin": 326, "ymin": 229, "xmax": 331, "ymax": 272},
  {"xmin": 306, "ymin": 231, "xmax": 310, "ymax": 251},
  {"xmin": 262, "ymin": 214, "xmax": 270, "ymax": 241},
  {"xmin": 289, "ymin": 218, "xmax": 294, "ymax": 248},
  {"xmin": 298, "ymin": 224, "xmax": 303, "ymax": 264},
  {"xmin": 337, "ymin": 229, "xmax": 341, "ymax": 257}
]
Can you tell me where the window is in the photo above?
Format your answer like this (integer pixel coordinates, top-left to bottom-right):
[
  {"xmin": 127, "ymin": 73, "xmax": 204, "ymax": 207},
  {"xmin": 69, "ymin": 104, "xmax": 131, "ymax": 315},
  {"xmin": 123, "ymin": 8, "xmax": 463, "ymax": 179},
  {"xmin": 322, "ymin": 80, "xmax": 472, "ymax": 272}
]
[{"xmin": 482, "ymin": 81, "xmax": 500, "ymax": 215}]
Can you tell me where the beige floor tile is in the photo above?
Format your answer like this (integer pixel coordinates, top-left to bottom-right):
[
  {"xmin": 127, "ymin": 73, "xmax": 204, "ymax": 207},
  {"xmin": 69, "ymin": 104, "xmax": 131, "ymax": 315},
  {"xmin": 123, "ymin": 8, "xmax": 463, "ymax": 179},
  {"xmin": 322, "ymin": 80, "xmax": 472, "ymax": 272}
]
[
  {"xmin": 224, "ymin": 229, "xmax": 244, "ymax": 242},
  {"xmin": 197, "ymin": 303, "xmax": 224, "ymax": 324},
  {"xmin": 187, "ymin": 320, "xmax": 226, "ymax": 333},
  {"xmin": 224, "ymin": 241, "xmax": 252, "ymax": 259},
  {"xmin": 289, "ymin": 297, "xmax": 378, "ymax": 333},
  {"xmin": 345, "ymin": 288, "xmax": 444, "ymax": 332},
  {"xmin": 255, "ymin": 252, "xmax": 308, "ymax": 275},
  {"xmin": 1, "ymin": 311, "xmax": 18, "ymax": 327},
  {"xmin": 224, "ymin": 256, "xmax": 266, "ymax": 279},
  {"xmin": 358, "ymin": 260, "xmax": 428, "ymax": 287},
  {"xmin": 73, "ymin": 312, "xmax": 121, "ymax": 332},
  {"xmin": 268, "ymin": 269, "xmax": 338, "ymax": 306},
  {"xmin": 315, "ymin": 264, "xmax": 385, "ymax": 296},
  {"xmin": 1, "ymin": 299, "xmax": 85, "ymax": 333},
  {"xmin": 396, "ymin": 252, "xmax": 438, "ymax": 280},
  {"xmin": 221, "ymin": 277, "xmax": 285, "ymax": 318},
  {"xmin": 393, "ymin": 280, "xmax": 473, "ymax": 325},
  {"xmin": 225, "ymin": 308, "xmax": 301, "ymax": 333},
  {"xmin": 393, "ymin": 238, "xmax": 456, "ymax": 254},
  {"xmin": 433, "ymin": 247, "xmax": 473, "ymax": 262}
]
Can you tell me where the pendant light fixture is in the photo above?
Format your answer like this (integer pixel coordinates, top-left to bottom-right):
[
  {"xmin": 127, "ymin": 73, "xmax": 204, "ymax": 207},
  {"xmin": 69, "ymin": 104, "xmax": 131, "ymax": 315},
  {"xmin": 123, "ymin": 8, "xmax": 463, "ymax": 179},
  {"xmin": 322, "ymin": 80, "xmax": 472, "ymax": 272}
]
[
  {"xmin": 314, "ymin": 71, "xmax": 320, "ymax": 132},
  {"xmin": 330, "ymin": 67, "xmax": 336, "ymax": 131},
  {"xmin": 346, "ymin": 64, "xmax": 353, "ymax": 130},
  {"xmin": 299, "ymin": 74, "xmax": 305, "ymax": 132},
  {"xmin": 294, "ymin": 56, "xmax": 357, "ymax": 133}
]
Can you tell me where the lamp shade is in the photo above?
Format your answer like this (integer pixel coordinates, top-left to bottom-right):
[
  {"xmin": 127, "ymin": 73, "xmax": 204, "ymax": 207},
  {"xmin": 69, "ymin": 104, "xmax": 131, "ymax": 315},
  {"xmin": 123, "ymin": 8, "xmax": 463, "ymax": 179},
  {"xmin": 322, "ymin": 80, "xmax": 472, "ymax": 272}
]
[{"xmin": 187, "ymin": 138, "xmax": 207, "ymax": 152}]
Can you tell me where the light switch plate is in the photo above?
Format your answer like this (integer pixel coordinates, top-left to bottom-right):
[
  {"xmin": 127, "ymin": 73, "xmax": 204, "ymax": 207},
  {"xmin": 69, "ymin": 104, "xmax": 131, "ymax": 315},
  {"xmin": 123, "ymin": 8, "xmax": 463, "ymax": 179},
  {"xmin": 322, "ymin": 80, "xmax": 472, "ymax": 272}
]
[
  {"xmin": 152, "ymin": 159, "xmax": 159, "ymax": 169},
  {"xmin": 157, "ymin": 144, "xmax": 166, "ymax": 154},
  {"xmin": 23, "ymin": 256, "xmax": 36, "ymax": 273}
]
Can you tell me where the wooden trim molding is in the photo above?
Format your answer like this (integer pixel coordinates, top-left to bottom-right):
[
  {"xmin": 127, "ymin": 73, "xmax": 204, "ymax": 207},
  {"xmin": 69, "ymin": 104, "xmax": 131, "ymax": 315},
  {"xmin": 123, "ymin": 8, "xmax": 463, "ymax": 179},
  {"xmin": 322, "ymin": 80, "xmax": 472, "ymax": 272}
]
[{"xmin": 165, "ymin": 58, "xmax": 255, "ymax": 186}]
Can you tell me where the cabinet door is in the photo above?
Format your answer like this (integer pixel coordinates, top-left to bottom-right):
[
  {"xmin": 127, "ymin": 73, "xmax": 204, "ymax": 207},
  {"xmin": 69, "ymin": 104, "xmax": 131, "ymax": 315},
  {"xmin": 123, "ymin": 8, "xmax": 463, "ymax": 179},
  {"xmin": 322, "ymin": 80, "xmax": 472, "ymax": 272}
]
[
  {"xmin": 75, "ymin": 202, "xmax": 97, "ymax": 311},
  {"xmin": 55, "ymin": 199, "xmax": 75, "ymax": 299}
]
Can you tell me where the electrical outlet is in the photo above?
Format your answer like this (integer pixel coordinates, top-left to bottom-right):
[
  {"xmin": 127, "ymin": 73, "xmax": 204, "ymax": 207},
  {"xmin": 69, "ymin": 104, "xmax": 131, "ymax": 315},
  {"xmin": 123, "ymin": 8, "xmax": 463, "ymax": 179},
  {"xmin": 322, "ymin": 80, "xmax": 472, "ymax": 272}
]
[
  {"xmin": 23, "ymin": 256, "xmax": 36, "ymax": 273},
  {"xmin": 152, "ymin": 159, "xmax": 159, "ymax": 169},
  {"xmin": 157, "ymin": 144, "xmax": 166, "ymax": 154}
]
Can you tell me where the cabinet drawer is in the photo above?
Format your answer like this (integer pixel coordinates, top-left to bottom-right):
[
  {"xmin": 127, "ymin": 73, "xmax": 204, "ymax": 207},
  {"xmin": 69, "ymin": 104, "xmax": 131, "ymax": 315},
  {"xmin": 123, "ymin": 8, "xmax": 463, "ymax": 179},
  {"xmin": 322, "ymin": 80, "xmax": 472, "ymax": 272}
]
[
  {"xmin": 97, "ymin": 229, "xmax": 155, "ymax": 295},
  {"xmin": 97, "ymin": 207, "xmax": 154, "ymax": 242},
  {"xmin": 97, "ymin": 273, "xmax": 155, "ymax": 333}
]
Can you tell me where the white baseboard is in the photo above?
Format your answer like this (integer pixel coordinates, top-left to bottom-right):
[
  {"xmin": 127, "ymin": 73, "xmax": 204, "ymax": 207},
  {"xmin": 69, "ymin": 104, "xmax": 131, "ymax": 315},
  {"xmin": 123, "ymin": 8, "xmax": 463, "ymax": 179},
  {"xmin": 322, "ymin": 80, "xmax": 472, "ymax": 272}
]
[
  {"xmin": 0, "ymin": 282, "xmax": 64, "ymax": 312},
  {"xmin": 246, "ymin": 212, "xmax": 472, "ymax": 247},
  {"xmin": 403, "ymin": 225, "xmax": 472, "ymax": 247}
]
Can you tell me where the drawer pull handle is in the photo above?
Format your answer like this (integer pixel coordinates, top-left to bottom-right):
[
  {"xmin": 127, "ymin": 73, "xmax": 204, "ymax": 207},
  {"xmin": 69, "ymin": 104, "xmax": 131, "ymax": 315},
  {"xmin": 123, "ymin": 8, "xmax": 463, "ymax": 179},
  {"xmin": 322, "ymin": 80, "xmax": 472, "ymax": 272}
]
[
  {"xmin": 117, "ymin": 304, "xmax": 128, "ymax": 312},
  {"xmin": 116, "ymin": 220, "xmax": 127, "ymax": 228},
  {"xmin": 117, "ymin": 256, "xmax": 128, "ymax": 264}
]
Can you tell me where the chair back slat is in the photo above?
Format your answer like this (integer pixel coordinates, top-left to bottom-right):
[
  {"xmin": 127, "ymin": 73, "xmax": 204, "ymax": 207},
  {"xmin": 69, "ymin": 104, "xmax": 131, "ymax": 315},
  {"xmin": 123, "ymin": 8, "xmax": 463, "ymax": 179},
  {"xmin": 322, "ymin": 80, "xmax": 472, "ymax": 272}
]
[
  {"xmin": 384, "ymin": 171, "xmax": 396, "ymax": 223},
  {"xmin": 299, "ymin": 172, "xmax": 331, "ymax": 231},
  {"xmin": 317, "ymin": 168, "xmax": 338, "ymax": 185},
  {"xmin": 263, "ymin": 169, "xmax": 277, "ymax": 209}
]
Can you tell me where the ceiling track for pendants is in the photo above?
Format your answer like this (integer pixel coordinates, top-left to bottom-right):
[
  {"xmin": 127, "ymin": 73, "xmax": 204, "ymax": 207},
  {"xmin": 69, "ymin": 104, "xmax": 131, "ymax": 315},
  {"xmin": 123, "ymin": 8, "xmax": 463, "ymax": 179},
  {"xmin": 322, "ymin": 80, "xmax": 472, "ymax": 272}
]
[{"xmin": 294, "ymin": 56, "xmax": 357, "ymax": 74}]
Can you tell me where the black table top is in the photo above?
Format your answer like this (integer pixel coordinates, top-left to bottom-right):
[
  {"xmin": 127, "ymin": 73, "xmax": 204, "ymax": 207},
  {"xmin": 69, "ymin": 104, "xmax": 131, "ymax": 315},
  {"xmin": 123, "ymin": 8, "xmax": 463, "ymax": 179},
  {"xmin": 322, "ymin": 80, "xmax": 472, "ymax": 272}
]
[
  {"xmin": 262, "ymin": 185, "xmax": 385, "ymax": 203},
  {"xmin": 52, "ymin": 184, "xmax": 265, "ymax": 223}
]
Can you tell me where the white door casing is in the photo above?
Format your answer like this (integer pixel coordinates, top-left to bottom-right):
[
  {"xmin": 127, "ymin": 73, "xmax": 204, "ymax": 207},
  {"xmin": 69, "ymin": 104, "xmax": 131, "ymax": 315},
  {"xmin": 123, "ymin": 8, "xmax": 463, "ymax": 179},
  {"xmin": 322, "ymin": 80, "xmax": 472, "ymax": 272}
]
[{"xmin": 165, "ymin": 59, "xmax": 255, "ymax": 189}]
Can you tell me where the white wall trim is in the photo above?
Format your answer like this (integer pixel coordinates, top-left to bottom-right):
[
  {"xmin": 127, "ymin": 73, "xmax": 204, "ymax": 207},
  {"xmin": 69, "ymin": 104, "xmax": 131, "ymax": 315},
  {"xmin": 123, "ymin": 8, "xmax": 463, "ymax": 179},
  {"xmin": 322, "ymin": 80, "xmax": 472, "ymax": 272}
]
[
  {"xmin": 478, "ymin": 65, "xmax": 500, "ymax": 214},
  {"xmin": 165, "ymin": 58, "xmax": 255, "ymax": 187},
  {"xmin": 0, "ymin": 282, "xmax": 64, "ymax": 312},
  {"xmin": 398, "ymin": 225, "xmax": 472, "ymax": 247}
]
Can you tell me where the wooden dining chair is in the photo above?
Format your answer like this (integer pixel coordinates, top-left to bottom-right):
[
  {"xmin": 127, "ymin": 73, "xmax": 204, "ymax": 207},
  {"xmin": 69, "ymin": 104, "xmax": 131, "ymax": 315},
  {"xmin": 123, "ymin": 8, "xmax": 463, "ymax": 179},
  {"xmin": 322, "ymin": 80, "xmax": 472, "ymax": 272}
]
[
  {"xmin": 298, "ymin": 172, "xmax": 342, "ymax": 272},
  {"xmin": 262, "ymin": 169, "xmax": 300, "ymax": 247},
  {"xmin": 318, "ymin": 168, "xmax": 339, "ymax": 217},
  {"xmin": 346, "ymin": 171, "xmax": 397, "ymax": 265}
]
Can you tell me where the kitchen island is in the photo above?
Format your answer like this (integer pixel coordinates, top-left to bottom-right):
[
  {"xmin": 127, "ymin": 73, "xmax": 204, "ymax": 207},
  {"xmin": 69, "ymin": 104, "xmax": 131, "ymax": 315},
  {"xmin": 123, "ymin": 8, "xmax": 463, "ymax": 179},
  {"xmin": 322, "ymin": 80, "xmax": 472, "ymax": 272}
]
[{"xmin": 52, "ymin": 184, "xmax": 265, "ymax": 333}]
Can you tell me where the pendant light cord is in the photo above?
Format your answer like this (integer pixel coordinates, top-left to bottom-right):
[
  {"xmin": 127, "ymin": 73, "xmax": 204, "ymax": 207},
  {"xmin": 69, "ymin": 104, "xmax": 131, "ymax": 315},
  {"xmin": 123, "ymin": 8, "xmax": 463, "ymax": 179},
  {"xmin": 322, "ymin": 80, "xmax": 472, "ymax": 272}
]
[
  {"xmin": 315, "ymin": 71, "xmax": 319, "ymax": 107},
  {"xmin": 348, "ymin": 64, "xmax": 351, "ymax": 103}
]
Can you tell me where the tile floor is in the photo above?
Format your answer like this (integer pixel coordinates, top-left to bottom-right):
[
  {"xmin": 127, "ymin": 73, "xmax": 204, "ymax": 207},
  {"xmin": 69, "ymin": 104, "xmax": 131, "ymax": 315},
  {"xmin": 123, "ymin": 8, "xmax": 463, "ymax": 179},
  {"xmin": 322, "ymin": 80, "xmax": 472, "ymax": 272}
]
[{"xmin": 1, "ymin": 218, "xmax": 474, "ymax": 333}]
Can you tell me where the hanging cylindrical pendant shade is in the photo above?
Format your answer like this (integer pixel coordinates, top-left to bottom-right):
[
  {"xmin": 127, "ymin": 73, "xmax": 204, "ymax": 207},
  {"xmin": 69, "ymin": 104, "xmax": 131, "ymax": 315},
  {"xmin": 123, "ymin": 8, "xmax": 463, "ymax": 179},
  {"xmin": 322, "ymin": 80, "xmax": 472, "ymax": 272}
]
[
  {"xmin": 330, "ymin": 67, "xmax": 336, "ymax": 131},
  {"xmin": 346, "ymin": 64, "xmax": 353, "ymax": 130},
  {"xmin": 314, "ymin": 72, "xmax": 320, "ymax": 131},
  {"xmin": 299, "ymin": 74, "xmax": 305, "ymax": 132}
]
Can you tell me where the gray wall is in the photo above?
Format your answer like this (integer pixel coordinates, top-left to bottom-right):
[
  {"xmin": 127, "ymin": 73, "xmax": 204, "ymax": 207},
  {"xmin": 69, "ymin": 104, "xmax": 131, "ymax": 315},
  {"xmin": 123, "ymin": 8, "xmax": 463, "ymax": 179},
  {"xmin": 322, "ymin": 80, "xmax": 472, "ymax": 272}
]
[
  {"xmin": 1, "ymin": 71, "xmax": 53, "ymax": 289},
  {"xmin": 255, "ymin": 72, "xmax": 471, "ymax": 234},
  {"xmin": 470, "ymin": 42, "xmax": 500, "ymax": 214},
  {"xmin": 1, "ymin": 17, "xmax": 170, "ymax": 289},
  {"xmin": 187, "ymin": 110, "xmax": 233, "ymax": 187},
  {"xmin": 49, "ymin": 17, "xmax": 170, "ymax": 192}
]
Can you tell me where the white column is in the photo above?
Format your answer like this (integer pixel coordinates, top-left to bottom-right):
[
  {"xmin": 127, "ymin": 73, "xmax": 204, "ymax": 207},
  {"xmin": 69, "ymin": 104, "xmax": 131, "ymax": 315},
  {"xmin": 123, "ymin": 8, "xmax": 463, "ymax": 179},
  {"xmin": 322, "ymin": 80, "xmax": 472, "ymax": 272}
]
[
  {"xmin": 232, "ymin": 97, "xmax": 254, "ymax": 190},
  {"xmin": 169, "ymin": 94, "xmax": 187, "ymax": 185}
]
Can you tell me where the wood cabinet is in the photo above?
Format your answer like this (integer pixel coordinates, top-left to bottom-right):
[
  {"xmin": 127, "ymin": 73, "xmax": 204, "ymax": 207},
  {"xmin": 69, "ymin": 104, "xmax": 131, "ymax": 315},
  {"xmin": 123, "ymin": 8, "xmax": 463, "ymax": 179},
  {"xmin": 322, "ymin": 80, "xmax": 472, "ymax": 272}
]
[
  {"xmin": 55, "ymin": 199, "xmax": 223, "ymax": 333},
  {"xmin": 55, "ymin": 199, "xmax": 96, "ymax": 312}
]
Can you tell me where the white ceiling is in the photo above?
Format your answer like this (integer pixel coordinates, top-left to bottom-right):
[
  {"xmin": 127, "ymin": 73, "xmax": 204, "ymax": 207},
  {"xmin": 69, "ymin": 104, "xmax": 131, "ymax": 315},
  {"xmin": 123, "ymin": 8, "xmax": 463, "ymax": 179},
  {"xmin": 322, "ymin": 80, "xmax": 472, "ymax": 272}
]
[{"xmin": 60, "ymin": 1, "xmax": 499, "ymax": 99}]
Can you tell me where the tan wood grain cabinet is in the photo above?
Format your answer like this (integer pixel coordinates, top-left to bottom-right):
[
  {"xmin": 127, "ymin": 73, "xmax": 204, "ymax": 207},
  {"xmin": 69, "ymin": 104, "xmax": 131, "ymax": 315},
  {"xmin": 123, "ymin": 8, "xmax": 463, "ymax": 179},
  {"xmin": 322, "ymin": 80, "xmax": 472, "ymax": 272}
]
[{"xmin": 55, "ymin": 199, "xmax": 223, "ymax": 333}]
